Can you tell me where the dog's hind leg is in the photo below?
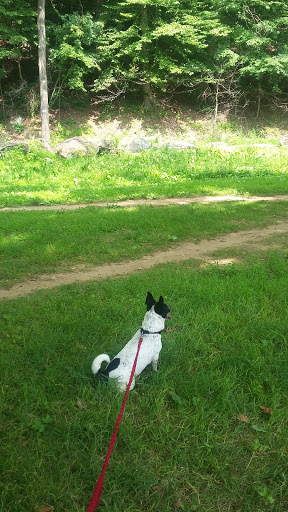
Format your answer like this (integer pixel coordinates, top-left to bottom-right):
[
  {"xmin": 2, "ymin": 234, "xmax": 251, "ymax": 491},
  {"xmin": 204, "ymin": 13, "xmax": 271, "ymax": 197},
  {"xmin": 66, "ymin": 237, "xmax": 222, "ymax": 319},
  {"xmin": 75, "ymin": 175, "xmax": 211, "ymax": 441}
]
[
  {"xmin": 117, "ymin": 377, "xmax": 135, "ymax": 392},
  {"xmin": 151, "ymin": 354, "xmax": 159, "ymax": 372}
]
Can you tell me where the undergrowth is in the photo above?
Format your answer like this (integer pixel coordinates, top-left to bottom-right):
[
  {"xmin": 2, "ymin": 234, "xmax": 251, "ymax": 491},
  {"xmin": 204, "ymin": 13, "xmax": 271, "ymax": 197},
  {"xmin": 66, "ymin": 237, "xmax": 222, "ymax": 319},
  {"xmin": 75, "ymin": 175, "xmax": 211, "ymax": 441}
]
[{"xmin": 0, "ymin": 143, "xmax": 288, "ymax": 207}]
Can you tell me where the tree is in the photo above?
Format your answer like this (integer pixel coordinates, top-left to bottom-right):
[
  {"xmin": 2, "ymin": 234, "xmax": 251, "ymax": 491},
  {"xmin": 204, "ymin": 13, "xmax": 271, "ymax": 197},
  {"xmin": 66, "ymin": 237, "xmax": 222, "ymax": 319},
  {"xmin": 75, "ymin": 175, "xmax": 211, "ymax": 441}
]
[
  {"xmin": 92, "ymin": 0, "xmax": 215, "ymax": 107},
  {"xmin": 0, "ymin": 0, "xmax": 287, "ymax": 116},
  {"xmin": 37, "ymin": 0, "xmax": 50, "ymax": 148},
  {"xmin": 48, "ymin": 13, "xmax": 101, "ymax": 95},
  {"xmin": 0, "ymin": 0, "xmax": 36, "ymax": 117},
  {"xmin": 212, "ymin": 0, "xmax": 288, "ymax": 114}
]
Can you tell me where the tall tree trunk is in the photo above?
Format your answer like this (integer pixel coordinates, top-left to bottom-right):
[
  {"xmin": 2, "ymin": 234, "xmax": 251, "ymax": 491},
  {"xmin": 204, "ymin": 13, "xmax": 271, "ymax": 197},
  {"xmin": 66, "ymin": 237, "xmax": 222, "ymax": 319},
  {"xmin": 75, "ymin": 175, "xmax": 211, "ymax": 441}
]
[
  {"xmin": 214, "ymin": 80, "xmax": 219, "ymax": 126},
  {"xmin": 141, "ymin": 4, "xmax": 153, "ymax": 109},
  {"xmin": 37, "ymin": 0, "xmax": 51, "ymax": 149}
]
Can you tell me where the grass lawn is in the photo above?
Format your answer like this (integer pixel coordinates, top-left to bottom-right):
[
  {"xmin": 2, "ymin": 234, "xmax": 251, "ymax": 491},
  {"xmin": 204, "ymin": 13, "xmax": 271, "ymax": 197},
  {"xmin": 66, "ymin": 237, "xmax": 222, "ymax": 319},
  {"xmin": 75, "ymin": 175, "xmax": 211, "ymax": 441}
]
[
  {"xmin": 1, "ymin": 200, "xmax": 288, "ymax": 287},
  {"xmin": 1, "ymin": 117, "xmax": 288, "ymax": 511},
  {"xmin": 1, "ymin": 252, "xmax": 288, "ymax": 512},
  {"xmin": 0, "ymin": 144, "xmax": 288, "ymax": 207}
]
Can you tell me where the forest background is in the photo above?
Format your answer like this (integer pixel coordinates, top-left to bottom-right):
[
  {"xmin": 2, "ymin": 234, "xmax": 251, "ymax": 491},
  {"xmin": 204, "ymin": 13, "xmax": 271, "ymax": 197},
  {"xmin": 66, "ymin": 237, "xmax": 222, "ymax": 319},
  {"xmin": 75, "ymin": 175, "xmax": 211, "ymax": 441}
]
[{"xmin": 1, "ymin": 0, "xmax": 288, "ymax": 118}]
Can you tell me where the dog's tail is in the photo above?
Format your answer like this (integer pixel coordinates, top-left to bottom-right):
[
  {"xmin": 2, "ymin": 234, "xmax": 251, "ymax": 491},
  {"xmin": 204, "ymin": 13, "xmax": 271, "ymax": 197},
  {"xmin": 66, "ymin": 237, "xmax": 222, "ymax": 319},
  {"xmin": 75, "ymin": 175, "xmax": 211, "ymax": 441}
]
[{"xmin": 91, "ymin": 354, "xmax": 111, "ymax": 375}]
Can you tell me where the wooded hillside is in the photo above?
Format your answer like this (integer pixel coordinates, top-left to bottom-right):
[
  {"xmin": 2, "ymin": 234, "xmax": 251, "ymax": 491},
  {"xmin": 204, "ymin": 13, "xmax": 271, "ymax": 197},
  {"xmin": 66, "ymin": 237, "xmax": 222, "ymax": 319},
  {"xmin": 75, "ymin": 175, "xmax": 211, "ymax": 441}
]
[{"xmin": 1, "ymin": 0, "xmax": 288, "ymax": 116}]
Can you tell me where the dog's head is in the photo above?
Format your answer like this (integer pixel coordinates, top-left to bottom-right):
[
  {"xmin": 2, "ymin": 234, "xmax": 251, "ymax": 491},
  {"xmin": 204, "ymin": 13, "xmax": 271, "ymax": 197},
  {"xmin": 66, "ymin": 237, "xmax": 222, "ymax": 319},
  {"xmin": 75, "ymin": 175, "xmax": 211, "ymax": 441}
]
[{"xmin": 146, "ymin": 291, "xmax": 171, "ymax": 319}]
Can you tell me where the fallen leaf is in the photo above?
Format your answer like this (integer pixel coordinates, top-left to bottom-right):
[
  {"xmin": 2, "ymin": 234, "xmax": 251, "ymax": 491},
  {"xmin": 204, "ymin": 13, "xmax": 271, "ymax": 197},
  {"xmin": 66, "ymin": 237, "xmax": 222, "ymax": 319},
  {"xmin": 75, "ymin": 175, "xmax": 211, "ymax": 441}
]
[
  {"xmin": 34, "ymin": 506, "xmax": 54, "ymax": 512},
  {"xmin": 260, "ymin": 406, "xmax": 272, "ymax": 415},
  {"xmin": 238, "ymin": 414, "xmax": 249, "ymax": 423},
  {"xmin": 252, "ymin": 424, "xmax": 266, "ymax": 432},
  {"xmin": 76, "ymin": 399, "xmax": 87, "ymax": 410},
  {"xmin": 174, "ymin": 497, "xmax": 182, "ymax": 509},
  {"xmin": 261, "ymin": 339, "xmax": 269, "ymax": 346},
  {"xmin": 169, "ymin": 391, "xmax": 185, "ymax": 405},
  {"xmin": 21, "ymin": 439, "xmax": 29, "ymax": 447}
]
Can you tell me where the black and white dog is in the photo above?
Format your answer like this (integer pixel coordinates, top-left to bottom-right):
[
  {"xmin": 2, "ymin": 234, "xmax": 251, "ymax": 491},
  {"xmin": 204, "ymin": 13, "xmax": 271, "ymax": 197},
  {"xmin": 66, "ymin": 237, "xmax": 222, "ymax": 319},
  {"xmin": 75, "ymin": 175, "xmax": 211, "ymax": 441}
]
[{"xmin": 91, "ymin": 292, "xmax": 171, "ymax": 391}]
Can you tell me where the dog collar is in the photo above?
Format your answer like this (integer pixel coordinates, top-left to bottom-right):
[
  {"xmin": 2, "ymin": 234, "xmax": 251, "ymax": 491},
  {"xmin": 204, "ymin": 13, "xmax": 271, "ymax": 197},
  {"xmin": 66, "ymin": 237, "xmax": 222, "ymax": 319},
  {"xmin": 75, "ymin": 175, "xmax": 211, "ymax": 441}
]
[{"xmin": 141, "ymin": 328, "xmax": 163, "ymax": 335}]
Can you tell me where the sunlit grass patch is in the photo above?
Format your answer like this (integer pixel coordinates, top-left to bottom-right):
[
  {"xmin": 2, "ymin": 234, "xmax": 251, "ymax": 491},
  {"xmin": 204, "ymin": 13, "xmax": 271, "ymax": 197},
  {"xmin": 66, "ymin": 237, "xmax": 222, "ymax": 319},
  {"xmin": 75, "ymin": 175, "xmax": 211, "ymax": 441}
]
[
  {"xmin": 1, "ymin": 200, "xmax": 288, "ymax": 287},
  {"xmin": 0, "ymin": 144, "xmax": 288, "ymax": 207}
]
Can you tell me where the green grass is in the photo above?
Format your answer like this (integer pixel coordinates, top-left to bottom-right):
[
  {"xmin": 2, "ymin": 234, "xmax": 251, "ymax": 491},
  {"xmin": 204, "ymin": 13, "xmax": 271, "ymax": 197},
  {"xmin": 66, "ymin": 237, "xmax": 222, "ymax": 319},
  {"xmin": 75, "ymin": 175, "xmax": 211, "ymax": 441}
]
[
  {"xmin": 1, "ymin": 118, "xmax": 288, "ymax": 510},
  {"xmin": 0, "ymin": 144, "xmax": 288, "ymax": 207},
  {"xmin": 1, "ymin": 253, "xmax": 288, "ymax": 511},
  {"xmin": 1, "ymin": 200, "xmax": 288, "ymax": 287}
]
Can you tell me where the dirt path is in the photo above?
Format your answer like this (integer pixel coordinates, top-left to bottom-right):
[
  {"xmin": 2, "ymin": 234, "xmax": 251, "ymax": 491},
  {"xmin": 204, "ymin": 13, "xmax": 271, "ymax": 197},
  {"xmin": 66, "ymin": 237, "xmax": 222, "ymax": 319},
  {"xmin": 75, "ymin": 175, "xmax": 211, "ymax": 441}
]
[
  {"xmin": 2, "ymin": 194, "xmax": 288, "ymax": 212},
  {"xmin": 1, "ymin": 220, "xmax": 287, "ymax": 301}
]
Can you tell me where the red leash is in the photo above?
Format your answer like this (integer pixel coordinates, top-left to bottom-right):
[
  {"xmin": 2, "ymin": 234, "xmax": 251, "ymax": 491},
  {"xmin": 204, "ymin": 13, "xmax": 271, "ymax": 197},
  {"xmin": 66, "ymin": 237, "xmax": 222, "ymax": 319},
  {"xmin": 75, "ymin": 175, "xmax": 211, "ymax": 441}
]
[{"xmin": 86, "ymin": 336, "xmax": 143, "ymax": 512}]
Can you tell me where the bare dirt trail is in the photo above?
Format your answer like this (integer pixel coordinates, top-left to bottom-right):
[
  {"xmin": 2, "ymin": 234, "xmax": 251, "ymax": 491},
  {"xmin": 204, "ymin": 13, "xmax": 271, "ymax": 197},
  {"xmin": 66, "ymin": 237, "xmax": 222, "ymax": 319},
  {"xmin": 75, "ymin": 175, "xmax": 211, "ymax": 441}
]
[
  {"xmin": 1, "ymin": 220, "xmax": 287, "ymax": 301},
  {"xmin": 2, "ymin": 194, "xmax": 288, "ymax": 212}
]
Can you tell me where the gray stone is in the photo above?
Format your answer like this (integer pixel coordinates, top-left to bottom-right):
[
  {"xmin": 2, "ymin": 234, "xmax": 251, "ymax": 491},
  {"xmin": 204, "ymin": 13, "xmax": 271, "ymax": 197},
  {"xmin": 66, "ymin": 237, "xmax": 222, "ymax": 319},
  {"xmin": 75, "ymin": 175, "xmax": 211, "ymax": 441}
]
[
  {"xmin": 55, "ymin": 137, "xmax": 100, "ymax": 158},
  {"xmin": 206, "ymin": 142, "xmax": 229, "ymax": 150},
  {"xmin": 8, "ymin": 116, "xmax": 25, "ymax": 130},
  {"xmin": 253, "ymin": 143, "xmax": 275, "ymax": 149},
  {"xmin": 162, "ymin": 140, "xmax": 196, "ymax": 150},
  {"xmin": 280, "ymin": 135, "xmax": 288, "ymax": 147},
  {"xmin": 0, "ymin": 141, "xmax": 29, "ymax": 154},
  {"xmin": 122, "ymin": 137, "xmax": 152, "ymax": 153}
]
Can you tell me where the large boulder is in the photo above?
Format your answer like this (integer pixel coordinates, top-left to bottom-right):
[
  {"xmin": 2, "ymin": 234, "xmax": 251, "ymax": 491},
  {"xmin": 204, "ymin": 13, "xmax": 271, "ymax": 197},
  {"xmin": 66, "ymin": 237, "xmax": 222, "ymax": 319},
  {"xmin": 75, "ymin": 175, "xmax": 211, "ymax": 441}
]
[
  {"xmin": 206, "ymin": 141, "xmax": 229, "ymax": 150},
  {"xmin": 0, "ymin": 141, "xmax": 29, "ymax": 154},
  {"xmin": 121, "ymin": 137, "xmax": 152, "ymax": 153},
  {"xmin": 158, "ymin": 140, "xmax": 196, "ymax": 150},
  {"xmin": 55, "ymin": 136, "xmax": 102, "ymax": 158},
  {"xmin": 280, "ymin": 134, "xmax": 288, "ymax": 147},
  {"xmin": 7, "ymin": 116, "xmax": 25, "ymax": 131}
]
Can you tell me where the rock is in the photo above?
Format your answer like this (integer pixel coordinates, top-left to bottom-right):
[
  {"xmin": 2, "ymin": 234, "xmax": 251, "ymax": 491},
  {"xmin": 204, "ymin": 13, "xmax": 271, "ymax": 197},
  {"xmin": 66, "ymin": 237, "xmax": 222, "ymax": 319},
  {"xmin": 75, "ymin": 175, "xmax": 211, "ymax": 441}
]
[
  {"xmin": 97, "ymin": 139, "xmax": 113, "ymax": 154},
  {"xmin": 122, "ymin": 137, "xmax": 152, "ymax": 153},
  {"xmin": 7, "ymin": 116, "xmax": 25, "ymax": 131},
  {"xmin": 22, "ymin": 127, "xmax": 41, "ymax": 139},
  {"xmin": 280, "ymin": 134, "xmax": 288, "ymax": 147},
  {"xmin": 0, "ymin": 141, "xmax": 29, "ymax": 154},
  {"xmin": 160, "ymin": 140, "xmax": 196, "ymax": 150},
  {"xmin": 206, "ymin": 142, "xmax": 245, "ymax": 153},
  {"xmin": 206, "ymin": 142, "xmax": 229, "ymax": 150},
  {"xmin": 253, "ymin": 143, "xmax": 275, "ymax": 149},
  {"xmin": 55, "ymin": 136, "xmax": 100, "ymax": 158}
]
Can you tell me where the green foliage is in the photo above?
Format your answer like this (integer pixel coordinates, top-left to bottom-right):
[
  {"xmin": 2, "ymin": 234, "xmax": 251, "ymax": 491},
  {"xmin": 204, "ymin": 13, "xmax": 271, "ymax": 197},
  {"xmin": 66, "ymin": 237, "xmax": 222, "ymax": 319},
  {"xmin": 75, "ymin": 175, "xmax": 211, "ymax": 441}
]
[
  {"xmin": 0, "ymin": 0, "xmax": 36, "ymax": 79},
  {"xmin": 93, "ymin": 0, "xmax": 215, "ymax": 99},
  {"xmin": 216, "ymin": 0, "xmax": 288, "ymax": 90},
  {"xmin": 0, "ymin": 0, "xmax": 287, "ymax": 111},
  {"xmin": 48, "ymin": 13, "xmax": 102, "ymax": 92}
]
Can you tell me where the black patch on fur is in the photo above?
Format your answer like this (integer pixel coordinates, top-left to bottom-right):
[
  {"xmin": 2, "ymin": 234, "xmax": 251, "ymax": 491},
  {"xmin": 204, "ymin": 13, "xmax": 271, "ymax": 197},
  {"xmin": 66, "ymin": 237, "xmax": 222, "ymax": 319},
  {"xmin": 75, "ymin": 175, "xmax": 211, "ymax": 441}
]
[
  {"xmin": 154, "ymin": 295, "xmax": 171, "ymax": 319},
  {"xmin": 106, "ymin": 357, "xmax": 120, "ymax": 373},
  {"xmin": 141, "ymin": 327, "xmax": 162, "ymax": 335},
  {"xmin": 146, "ymin": 291, "xmax": 156, "ymax": 311},
  {"xmin": 93, "ymin": 358, "xmax": 120, "ymax": 386}
]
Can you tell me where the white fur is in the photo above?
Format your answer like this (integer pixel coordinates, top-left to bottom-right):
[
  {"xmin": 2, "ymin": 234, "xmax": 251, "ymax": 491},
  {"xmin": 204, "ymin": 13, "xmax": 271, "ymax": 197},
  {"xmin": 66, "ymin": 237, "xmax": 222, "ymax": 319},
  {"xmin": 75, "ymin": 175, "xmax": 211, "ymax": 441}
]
[
  {"xmin": 91, "ymin": 354, "xmax": 111, "ymax": 374},
  {"xmin": 91, "ymin": 306, "xmax": 166, "ymax": 391}
]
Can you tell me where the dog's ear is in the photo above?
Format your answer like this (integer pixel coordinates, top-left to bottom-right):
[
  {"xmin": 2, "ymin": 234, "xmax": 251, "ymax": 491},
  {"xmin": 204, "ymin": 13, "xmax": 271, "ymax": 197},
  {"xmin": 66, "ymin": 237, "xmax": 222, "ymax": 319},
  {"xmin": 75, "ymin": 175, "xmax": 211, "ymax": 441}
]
[
  {"xmin": 158, "ymin": 296, "xmax": 164, "ymax": 304},
  {"xmin": 146, "ymin": 291, "xmax": 156, "ymax": 310}
]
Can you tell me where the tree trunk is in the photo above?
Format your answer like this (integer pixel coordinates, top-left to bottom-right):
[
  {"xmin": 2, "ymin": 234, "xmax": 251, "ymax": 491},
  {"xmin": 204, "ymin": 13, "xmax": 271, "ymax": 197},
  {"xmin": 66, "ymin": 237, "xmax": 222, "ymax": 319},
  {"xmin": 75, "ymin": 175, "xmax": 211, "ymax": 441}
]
[
  {"xmin": 37, "ymin": 0, "xmax": 51, "ymax": 149},
  {"xmin": 214, "ymin": 80, "xmax": 219, "ymax": 126},
  {"xmin": 141, "ymin": 4, "xmax": 153, "ymax": 109}
]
